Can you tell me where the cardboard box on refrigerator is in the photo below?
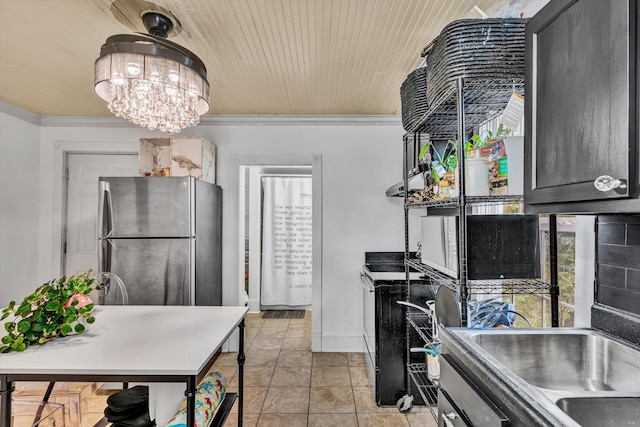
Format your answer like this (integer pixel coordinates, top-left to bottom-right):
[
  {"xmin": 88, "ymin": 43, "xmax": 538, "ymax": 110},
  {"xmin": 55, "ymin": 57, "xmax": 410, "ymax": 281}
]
[
  {"xmin": 138, "ymin": 137, "xmax": 216, "ymax": 184},
  {"xmin": 170, "ymin": 137, "xmax": 216, "ymax": 184}
]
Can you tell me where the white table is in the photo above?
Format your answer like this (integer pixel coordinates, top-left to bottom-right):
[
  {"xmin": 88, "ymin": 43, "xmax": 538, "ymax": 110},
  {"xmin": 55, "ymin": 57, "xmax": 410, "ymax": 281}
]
[{"xmin": 0, "ymin": 305, "xmax": 248, "ymax": 427}]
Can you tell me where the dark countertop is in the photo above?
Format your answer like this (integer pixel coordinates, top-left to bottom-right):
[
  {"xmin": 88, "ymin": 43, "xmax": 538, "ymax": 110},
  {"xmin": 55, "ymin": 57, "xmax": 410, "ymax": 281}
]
[
  {"xmin": 364, "ymin": 251, "xmax": 409, "ymax": 265},
  {"xmin": 363, "ymin": 251, "xmax": 433, "ymax": 284},
  {"xmin": 592, "ymin": 303, "xmax": 640, "ymax": 346}
]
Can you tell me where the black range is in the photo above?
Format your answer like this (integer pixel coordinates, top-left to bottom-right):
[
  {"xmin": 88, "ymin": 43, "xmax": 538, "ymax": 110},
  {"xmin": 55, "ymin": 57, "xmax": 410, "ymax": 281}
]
[{"xmin": 361, "ymin": 252, "xmax": 438, "ymax": 406}]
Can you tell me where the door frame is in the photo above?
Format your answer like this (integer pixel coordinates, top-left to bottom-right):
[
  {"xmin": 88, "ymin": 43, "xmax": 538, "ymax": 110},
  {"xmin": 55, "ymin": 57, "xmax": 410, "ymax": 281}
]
[
  {"xmin": 230, "ymin": 154, "xmax": 323, "ymax": 352},
  {"xmin": 51, "ymin": 141, "xmax": 138, "ymax": 278},
  {"xmin": 63, "ymin": 152, "xmax": 139, "ymax": 276}
]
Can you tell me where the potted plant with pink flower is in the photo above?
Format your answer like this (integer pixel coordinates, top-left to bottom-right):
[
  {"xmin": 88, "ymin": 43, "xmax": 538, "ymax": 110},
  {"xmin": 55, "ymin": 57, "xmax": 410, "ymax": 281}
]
[{"xmin": 1, "ymin": 270, "xmax": 102, "ymax": 353}]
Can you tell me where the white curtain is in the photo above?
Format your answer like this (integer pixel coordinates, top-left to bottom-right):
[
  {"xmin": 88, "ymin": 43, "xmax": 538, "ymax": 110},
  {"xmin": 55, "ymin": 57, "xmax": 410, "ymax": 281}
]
[{"xmin": 261, "ymin": 176, "xmax": 312, "ymax": 306}]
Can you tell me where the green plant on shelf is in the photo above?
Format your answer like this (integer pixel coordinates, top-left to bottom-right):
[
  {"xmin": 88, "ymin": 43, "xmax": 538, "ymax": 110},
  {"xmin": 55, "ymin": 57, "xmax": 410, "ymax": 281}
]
[
  {"xmin": 414, "ymin": 124, "xmax": 512, "ymax": 199},
  {"xmin": 1, "ymin": 270, "xmax": 102, "ymax": 353},
  {"xmin": 418, "ymin": 143, "xmax": 430, "ymax": 163},
  {"xmin": 464, "ymin": 125, "xmax": 512, "ymax": 153},
  {"xmin": 430, "ymin": 139, "xmax": 458, "ymax": 182},
  {"xmin": 464, "ymin": 130, "xmax": 491, "ymax": 153}
]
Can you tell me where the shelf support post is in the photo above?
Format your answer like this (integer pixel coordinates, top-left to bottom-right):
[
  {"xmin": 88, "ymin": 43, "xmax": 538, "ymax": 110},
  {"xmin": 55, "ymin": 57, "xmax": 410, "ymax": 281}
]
[
  {"xmin": 0, "ymin": 375, "xmax": 13, "ymax": 427},
  {"xmin": 237, "ymin": 318, "xmax": 246, "ymax": 426},
  {"xmin": 456, "ymin": 77, "xmax": 469, "ymax": 326},
  {"xmin": 549, "ymin": 214, "xmax": 560, "ymax": 327}
]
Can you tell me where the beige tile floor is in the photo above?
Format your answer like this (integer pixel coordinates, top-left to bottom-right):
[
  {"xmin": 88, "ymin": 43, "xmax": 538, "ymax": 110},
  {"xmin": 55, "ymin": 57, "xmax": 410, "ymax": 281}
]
[
  {"xmin": 12, "ymin": 381, "xmax": 104, "ymax": 427},
  {"xmin": 14, "ymin": 311, "xmax": 438, "ymax": 427},
  {"xmin": 216, "ymin": 311, "xmax": 438, "ymax": 427}
]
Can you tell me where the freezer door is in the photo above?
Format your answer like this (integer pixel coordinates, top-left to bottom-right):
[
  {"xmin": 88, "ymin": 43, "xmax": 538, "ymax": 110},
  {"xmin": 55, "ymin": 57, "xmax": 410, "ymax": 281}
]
[
  {"xmin": 194, "ymin": 180, "xmax": 222, "ymax": 306},
  {"xmin": 100, "ymin": 238, "xmax": 192, "ymax": 305},
  {"xmin": 98, "ymin": 177, "xmax": 194, "ymax": 238}
]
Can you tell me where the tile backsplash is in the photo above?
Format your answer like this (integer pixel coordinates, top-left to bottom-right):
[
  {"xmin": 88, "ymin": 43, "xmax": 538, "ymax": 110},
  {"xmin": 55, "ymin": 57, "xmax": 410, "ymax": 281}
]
[{"xmin": 597, "ymin": 214, "xmax": 640, "ymax": 316}]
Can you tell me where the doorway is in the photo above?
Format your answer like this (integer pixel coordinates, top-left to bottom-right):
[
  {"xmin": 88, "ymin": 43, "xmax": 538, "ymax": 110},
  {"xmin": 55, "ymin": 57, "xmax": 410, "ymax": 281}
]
[
  {"xmin": 243, "ymin": 166, "xmax": 313, "ymax": 313},
  {"xmin": 63, "ymin": 153, "xmax": 138, "ymax": 275},
  {"xmin": 234, "ymin": 154, "xmax": 322, "ymax": 351}
]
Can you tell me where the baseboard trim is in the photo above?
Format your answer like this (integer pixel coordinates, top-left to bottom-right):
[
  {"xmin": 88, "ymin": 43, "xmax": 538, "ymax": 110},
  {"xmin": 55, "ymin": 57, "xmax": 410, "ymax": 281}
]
[
  {"xmin": 312, "ymin": 330, "xmax": 322, "ymax": 352},
  {"xmin": 247, "ymin": 300, "xmax": 260, "ymax": 313}
]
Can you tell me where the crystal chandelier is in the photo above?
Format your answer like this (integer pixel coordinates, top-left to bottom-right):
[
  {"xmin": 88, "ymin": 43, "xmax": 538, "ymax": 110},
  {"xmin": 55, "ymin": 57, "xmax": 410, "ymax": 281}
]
[{"xmin": 94, "ymin": 12, "xmax": 209, "ymax": 133}]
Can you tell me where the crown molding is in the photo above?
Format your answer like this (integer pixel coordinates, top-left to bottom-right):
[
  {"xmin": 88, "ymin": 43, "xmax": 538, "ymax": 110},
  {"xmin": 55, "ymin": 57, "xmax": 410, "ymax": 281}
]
[
  {"xmin": 199, "ymin": 115, "xmax": 402, "ymax": 126},
  {"xmin": 0, "ymin": 101, "xmax": 41, "ymax": 126},
  {"xmin": 0, "ymin": 103, "xmax": 402, "ymax": 128}
]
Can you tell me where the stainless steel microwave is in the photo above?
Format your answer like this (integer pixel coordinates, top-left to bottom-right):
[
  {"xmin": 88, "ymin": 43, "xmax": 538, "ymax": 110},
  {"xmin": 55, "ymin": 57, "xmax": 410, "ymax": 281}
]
[{"xmin": 420, "ymin": 215, "xmax": 541, "ymax": 280}]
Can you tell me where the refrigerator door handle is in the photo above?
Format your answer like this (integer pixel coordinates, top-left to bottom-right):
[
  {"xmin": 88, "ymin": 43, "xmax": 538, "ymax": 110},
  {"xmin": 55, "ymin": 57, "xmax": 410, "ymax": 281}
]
[
  {"xmin": 98, "ymin": 239, "xmax": 113, "ymax": 275},
  {"xmin": 97, "ymin": 181, "xmax": 111, "ymax": 278},
  {"xmin": 98, "ymin": 180, "xmax": 113, "ymax": 239}
]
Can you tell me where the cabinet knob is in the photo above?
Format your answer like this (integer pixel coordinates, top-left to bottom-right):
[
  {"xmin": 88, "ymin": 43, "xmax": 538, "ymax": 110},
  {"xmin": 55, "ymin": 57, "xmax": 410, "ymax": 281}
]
[{"xmin": 594, "ymin": 175, "xmax": 627, "ymax": 192}]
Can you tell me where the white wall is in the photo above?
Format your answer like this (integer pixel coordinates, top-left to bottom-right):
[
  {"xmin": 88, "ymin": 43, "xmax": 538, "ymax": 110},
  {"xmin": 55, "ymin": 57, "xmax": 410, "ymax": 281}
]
[
  {"xmin": 574, "ymin": 215, "xmax": 596, "ymax": 327},
  {"xmin": 1, "ymin": 112, "xmax": 407, "ymax": 351},
  {"xmin": 0, "ymin": 111, "xmax": 41, "ymax": 305}
]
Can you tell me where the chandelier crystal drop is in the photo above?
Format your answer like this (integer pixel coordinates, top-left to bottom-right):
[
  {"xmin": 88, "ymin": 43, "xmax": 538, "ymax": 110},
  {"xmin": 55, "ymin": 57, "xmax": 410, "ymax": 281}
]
[{"xmin": 94, "ymin": 13, "xmax": 209, "ymax": 133}]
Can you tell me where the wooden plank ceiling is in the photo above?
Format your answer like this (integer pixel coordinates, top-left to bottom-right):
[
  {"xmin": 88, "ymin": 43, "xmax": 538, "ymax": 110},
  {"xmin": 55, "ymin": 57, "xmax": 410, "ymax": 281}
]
[{"xmin": 0, "ymin": 0, "xmax": 511, "ymax": 117}]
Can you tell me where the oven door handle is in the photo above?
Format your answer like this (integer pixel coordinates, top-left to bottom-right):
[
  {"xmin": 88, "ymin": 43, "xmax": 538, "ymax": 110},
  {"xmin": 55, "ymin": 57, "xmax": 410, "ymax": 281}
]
[{"xmin": 360, "ymin": 272, "xmax": 375, "ymax": 292}]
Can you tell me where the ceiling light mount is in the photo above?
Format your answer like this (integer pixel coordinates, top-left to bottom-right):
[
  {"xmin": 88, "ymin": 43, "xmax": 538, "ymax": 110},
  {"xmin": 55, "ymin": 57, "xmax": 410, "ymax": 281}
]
[
  {"xmin": 142, "ymin": 12, "xmax": 173, "ymax": 38},
  {"xmin": 110, "ymin": 0, "xmax": 182, "ymax": 37},
  {"xmin": 94, "ymin": 9, "xmax": 209, "ymax": 133}
]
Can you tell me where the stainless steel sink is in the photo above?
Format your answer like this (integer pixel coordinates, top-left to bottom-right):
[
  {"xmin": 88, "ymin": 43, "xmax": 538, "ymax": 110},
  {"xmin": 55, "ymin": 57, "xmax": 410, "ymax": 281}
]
[
  {"xmin": 444, "ymin": 328, "xmax": 640, "ymax": 426},
  {"xmin": 556, "ymin": 397, "xmax": 640, "ymax": 426},
  {"xmin": 470, "ymin": 330, "xmax": 640, "ymax": 391}
]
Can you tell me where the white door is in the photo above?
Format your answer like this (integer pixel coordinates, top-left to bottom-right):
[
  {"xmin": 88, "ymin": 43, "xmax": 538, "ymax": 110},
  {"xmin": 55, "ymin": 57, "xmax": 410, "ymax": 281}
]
[{"xmin": 64, "ymin": 153, "xmax": 138, "ymax": 276}]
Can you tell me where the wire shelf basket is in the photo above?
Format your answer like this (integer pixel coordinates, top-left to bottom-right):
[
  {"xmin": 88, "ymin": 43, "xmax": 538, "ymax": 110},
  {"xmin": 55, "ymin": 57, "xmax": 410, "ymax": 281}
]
[
  {"xmin": 405, "ymin": 258, "xmax": 553, "ymax": 295},
  {"xmin": 407, "ymin": 363, "xmax": 438, "ymax": 418},
  {"xmin": 406, "ymin": 194, "xmax": 523, "ymax": 209}
]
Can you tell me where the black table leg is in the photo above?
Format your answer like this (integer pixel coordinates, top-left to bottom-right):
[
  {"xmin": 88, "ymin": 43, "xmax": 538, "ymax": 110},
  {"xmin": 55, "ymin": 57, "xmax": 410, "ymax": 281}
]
[
  {"xmin": 186, "ymin": 376, "xmax": 197, "ymax": 427},
  {"xmin": 1, "ymin": 375, "xmax": 13, "ymax": 427},
  {"xmin": 237, "ymin": 319, "xmax": 245, "ymax": 427}
]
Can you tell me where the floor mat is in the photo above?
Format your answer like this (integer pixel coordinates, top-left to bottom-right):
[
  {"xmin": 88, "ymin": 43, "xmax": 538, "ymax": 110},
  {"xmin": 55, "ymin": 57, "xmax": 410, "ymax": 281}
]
[{"xmin": 262, "ymin": 310, "xmax": 305, "ymax": 319}]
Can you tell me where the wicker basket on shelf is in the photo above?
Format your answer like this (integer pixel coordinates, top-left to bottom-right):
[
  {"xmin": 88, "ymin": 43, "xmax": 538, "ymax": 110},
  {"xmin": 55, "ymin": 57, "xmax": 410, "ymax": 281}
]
[
  {"xmin": 400, "ymin": 67, "xmax": 428, "ymax": 132},
  {"xmin": 423, "ymin": 18, "xmax": 527, "ymax": 107}
]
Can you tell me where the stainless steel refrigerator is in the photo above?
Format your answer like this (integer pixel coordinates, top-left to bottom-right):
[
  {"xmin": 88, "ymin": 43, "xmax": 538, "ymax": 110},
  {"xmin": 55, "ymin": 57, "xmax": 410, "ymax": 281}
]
[{"xmin": 97, "ymin": 176, "xmax": 222, "ymax": 306}]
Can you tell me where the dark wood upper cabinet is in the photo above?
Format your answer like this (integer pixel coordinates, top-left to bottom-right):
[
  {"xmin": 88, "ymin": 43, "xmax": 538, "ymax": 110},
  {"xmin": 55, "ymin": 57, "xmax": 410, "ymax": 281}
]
[{"xmin": 525, "ymin": 0, "xmax": 639, "ymax": 213}]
